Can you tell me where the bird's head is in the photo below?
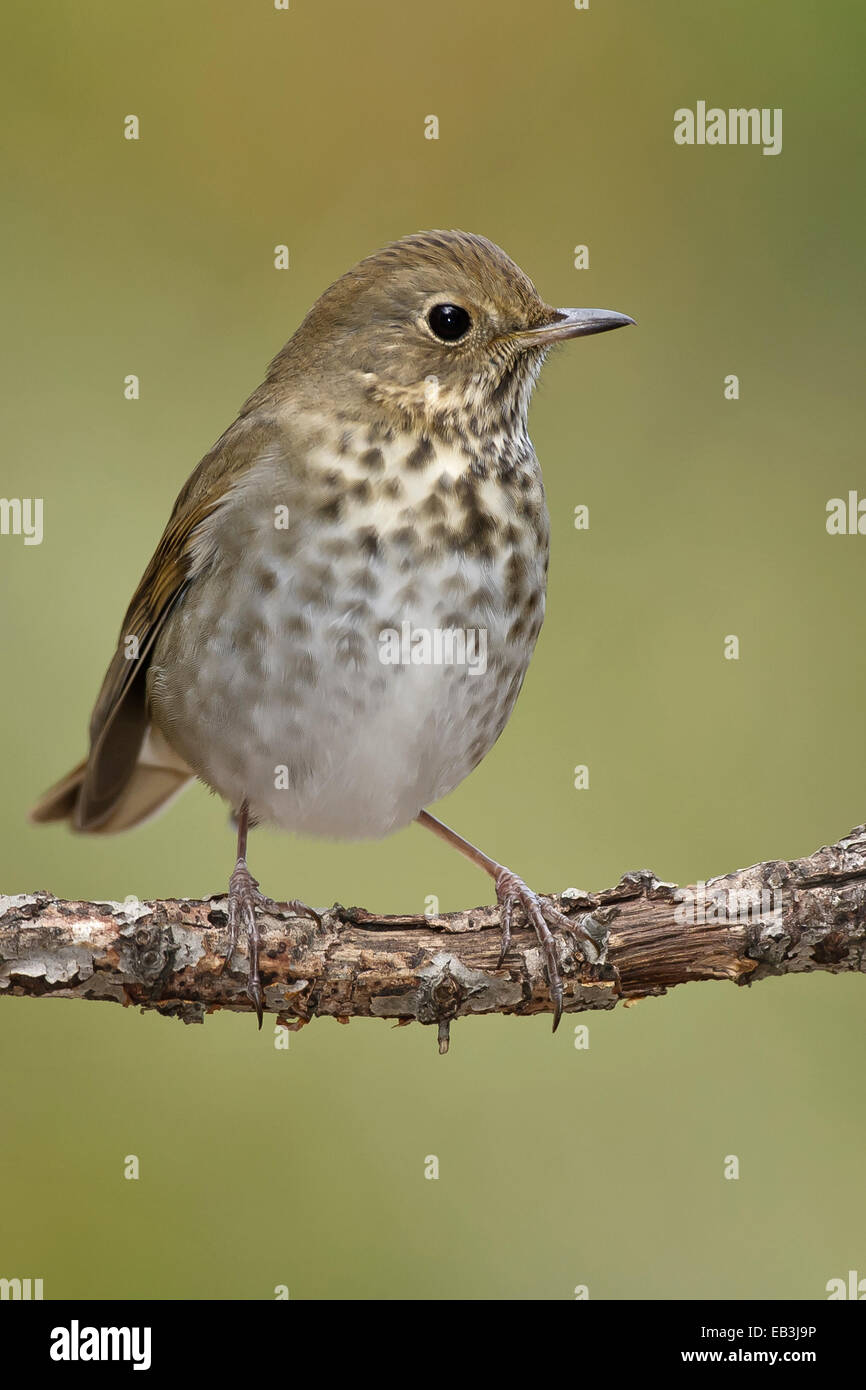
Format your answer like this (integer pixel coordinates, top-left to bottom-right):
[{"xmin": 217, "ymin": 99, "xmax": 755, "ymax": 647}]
[{"xmin": 270, "ymin": 230, "xmax": 633, "ymax": 436}]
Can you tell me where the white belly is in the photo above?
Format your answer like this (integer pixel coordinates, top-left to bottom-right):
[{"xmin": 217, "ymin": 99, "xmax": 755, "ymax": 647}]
[{"xmin": 148, "ymin": 435, "xmax": 547, "ymax": 839}]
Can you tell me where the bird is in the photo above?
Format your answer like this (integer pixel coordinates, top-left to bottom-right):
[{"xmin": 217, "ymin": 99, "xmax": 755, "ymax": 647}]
[{"xmin": 31, "ymin": 230, "xmax": 633, "ymax": 1030}]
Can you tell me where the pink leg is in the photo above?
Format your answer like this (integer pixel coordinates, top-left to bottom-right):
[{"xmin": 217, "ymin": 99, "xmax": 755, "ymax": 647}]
[
  {"xmin": 416, "ymin": 810, "xmax": 598, "ymax": 1031},
  {"xmin": 222, "ymin": 800, "xmax": 321, "ymax": 1027}
]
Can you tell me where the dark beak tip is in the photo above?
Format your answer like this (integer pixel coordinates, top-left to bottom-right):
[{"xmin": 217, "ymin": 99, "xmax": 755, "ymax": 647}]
[
  {"xmin": 567, "ymin": 309, "xmax": 635, "ymax": 332},
  {"xmin": 522, "ymin": 307, "xmax": 637, "ymax": 345},
  {"xmin": 514, "ymin": 307, "xmax": 635, "ymax": 348}
]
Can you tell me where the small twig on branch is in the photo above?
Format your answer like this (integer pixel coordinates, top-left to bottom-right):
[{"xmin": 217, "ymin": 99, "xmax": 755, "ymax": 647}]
[{"xmin": 2, "ymin": 827, "xmax": 865, "ymax": 1043}]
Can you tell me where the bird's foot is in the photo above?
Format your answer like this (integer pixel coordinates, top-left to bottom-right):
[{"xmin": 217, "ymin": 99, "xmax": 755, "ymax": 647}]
[
  {"xmin": 222, "ymin": 858, "xmax": 321, "ymax": 1028},
  {"xmin": 494, "ymin": 867, "xmax": 599, "ymax": 1033}
]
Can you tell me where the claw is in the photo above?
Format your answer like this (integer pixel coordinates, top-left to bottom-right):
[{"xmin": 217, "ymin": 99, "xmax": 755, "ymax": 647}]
[
  {"xmin": 494, "ymin": 867, "xmax": 593, "ymax": 1031},
  {"xmin": 223, "ymin": 858, "xmax": 319, "ymax": 1027},
  {"xmin": 246, "ymin": 897, "xmax": 263, "ymax": 1029},
  {"xmin": 284, "ymin": 899, "xmax": 323, "ymax": 930},
  {"xmin": 248, "ymin": 976, "xmax": 264, "ymax": 1030},
  {"xmin": 497, "ymin": 891, "xmax": 513, "ymax": 968}
]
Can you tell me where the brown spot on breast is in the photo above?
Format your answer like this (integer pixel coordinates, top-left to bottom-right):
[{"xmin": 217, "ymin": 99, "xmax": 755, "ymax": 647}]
[
  {"xmin": 351, "ymin": 568, "xmax": 380, "ymax": 595},
  {"xmin": 335, "ymin": 631, "xmax": 367, "ymax": 668},
  {"xmin": 349, "ymin": 478, "xmax": 371, "ymax": 502},
  {"xmin": 391, "ymin": 525, "xmax": 418, "ymax": 547},
  {"xmin": 356, "ymin": 527, "xmax": 381, "ymax": 559},
  {"xmin": 320, "ymin": 535, "xmax": 352, "ymax": 559},
  {"xmin": 420, "ymin": 493, "xmax": 446, "ymax": 520},
  {"xmin": 242, "ymin": 617, "xmax": 270, "ymax": 650},
  {"xmin": 360, "ymin": 447, "xmax": 384, "ymax": 470},
  {"xmin": 407, "ymin": 436, "xmax": 434, "ymax": 470},
  {"xmin": 296, "ymin": 561, "xmax": 335, "ymax": 606},
  {"xmin": 440, "ymin": 610, "xmax": 469, "ymax": 629},
  {"xmin": 449, "ymin": 476, "xmax": 501, "ymax": 555},
  {"xmin": 530, "ymin": 507, "xmax": 548, "ymax": 548},
  {"xmin": 294, "ymin": 652, "xmax": 318, "ymax": 686},
  {"xmin": 505, "ymin": 551, "xmax": 527, "ymax": 606},
  {"xmin": 344, "ymin": 599, "xmax": 374, "ymax": 623},
  {"xmin": 468, "ymin": 584, "xmax": 495, "ymax": 607}
]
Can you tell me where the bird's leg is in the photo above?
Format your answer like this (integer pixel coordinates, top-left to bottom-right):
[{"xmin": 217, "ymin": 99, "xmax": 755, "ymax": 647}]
[
  {"xmin": 415, "ymin": 809, "xmax": 598, "ymax": 1032},
  {"xmin": 222, "ymin": 799, "xmax": 321, "ymax": 1028}
]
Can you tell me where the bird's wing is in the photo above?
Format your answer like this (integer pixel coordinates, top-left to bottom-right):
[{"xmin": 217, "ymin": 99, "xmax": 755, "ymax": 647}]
[{"xmin": 32, "ymin": 414, "xmax": 285, "ymax": 832}]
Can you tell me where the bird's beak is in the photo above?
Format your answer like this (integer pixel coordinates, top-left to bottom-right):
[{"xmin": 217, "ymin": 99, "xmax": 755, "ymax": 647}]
[{"xmin": 514, "ymin": 307, "xmax": 635, "ymax": 348}]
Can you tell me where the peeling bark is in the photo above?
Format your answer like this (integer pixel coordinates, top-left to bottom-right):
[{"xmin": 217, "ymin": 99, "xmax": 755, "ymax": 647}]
[{"xmin": 1, "ymin": 826, "xmax": 865, "ymax": 1041}]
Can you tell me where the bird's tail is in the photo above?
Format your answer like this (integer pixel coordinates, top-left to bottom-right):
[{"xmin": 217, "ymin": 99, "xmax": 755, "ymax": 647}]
[{"xmin": 30, "ymin": 727, "xmax": 194, "ymax": 834}]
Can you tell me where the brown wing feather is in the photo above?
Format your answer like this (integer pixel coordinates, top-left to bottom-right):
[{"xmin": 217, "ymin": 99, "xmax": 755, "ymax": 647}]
[
  {"xmin": 29, "ymin": 758, "xmax": 88, "ymax": 824},
  {"xmin": 33, "ymin": 413, "xmax": 276, "ymax": 832},
  {"xmin": 74, "ymin": 498, "xmax": 219, "ymax": 829}
]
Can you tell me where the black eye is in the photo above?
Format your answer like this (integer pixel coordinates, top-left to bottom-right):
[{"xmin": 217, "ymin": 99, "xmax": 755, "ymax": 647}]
[{"xmin": 427, "ymin": 303, "xmax": 471, "ymax": 342}]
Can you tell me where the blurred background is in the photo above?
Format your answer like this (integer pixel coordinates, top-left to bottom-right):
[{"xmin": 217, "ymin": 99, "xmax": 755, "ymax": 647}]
[{"xmin": 2, "ymin": 0, "xmax": 865, "ymax": 1299}]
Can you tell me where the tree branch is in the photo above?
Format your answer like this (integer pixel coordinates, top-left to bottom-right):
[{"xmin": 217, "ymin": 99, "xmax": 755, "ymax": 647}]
[{"xmin": 2, "ymin": 826, "xmax": 865, "ymax": 1046}]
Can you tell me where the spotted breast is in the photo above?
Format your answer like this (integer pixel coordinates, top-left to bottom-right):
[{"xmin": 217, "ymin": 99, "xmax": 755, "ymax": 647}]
[{"xmin": 147, "ymin": 409, "xmax": 549, "ymax": 839}]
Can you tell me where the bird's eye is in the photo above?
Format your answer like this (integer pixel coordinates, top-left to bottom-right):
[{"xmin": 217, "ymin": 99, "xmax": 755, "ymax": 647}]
[{"xmin": 427, "ymin": 303, "xmax": 471, "ymax": 342}]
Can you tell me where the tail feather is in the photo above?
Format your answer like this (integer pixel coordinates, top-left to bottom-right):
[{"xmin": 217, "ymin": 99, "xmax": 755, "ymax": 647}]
[
  {"xmin": 29, "ymin": 759, "xmax": 88, "ymax": 825},
  {"xmin": 30, "ymin": 728, "xmax": 194, "ymax": 835}
]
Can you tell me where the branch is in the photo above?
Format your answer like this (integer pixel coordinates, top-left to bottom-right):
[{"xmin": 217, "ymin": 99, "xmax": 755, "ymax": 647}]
[{"xmin": 2, "ymin": 826, "xmax": 865, "ymax": 1047}]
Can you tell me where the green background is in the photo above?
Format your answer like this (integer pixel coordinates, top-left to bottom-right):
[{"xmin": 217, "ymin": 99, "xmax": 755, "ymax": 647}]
[{"xmin": 2, "ymin": 0, "xmax": 864, "ymax": 1299}]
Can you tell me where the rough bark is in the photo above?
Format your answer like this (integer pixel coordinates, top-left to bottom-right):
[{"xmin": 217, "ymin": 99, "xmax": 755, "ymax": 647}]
[{"xmin": 2, "ymin": 826, "xmax": 865, "ymax": 1046}]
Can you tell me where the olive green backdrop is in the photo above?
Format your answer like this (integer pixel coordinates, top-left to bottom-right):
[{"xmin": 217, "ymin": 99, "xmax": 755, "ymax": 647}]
[{"xmin": 2, "ymin": 0, "xmax": 864, "ymax": 1299}]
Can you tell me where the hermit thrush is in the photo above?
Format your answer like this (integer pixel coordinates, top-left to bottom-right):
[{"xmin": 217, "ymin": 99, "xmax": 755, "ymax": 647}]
[{"xmin": 31, "ymin": 231, "xmax": 633, "ymax": 1028}]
